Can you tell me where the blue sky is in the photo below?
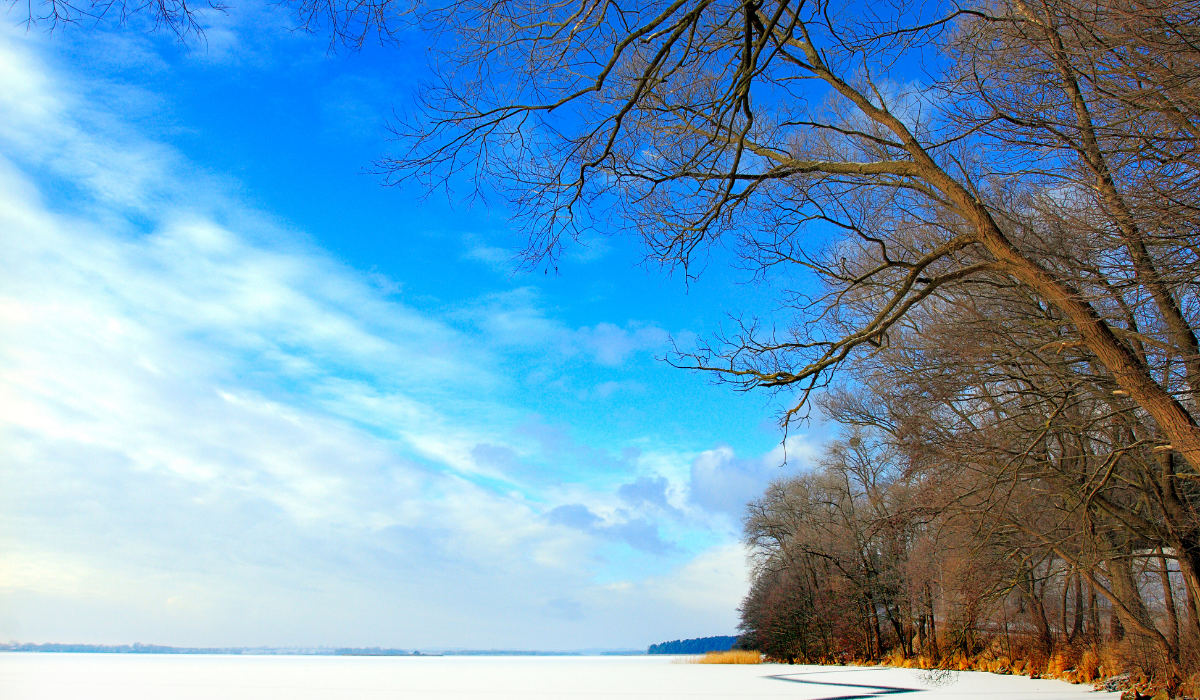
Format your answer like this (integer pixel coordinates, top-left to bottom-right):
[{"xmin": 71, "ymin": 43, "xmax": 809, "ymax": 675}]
[{"xmin": 0, "ymin": 11, "xmax": 830, "ymax": 649}]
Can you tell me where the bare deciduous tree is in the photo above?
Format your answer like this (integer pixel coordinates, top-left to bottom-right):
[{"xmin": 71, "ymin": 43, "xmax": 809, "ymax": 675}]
[
  {"xmin": 9, "ymin": 0, "xmax": 405, "ymax": 46},
  {"xmin": 388, "ymin": 0, "xmax": 1200, "ymax": 473}
]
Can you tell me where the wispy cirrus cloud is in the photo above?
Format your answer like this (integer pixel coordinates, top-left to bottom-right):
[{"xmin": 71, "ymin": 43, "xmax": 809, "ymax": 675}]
[
  {"xmin": 457, "ymin": 287, "xmax": 670, "ymax": 367},
  {"xmin": 0, "ymin": 27, "xmax": 774, "ymax": 649}
]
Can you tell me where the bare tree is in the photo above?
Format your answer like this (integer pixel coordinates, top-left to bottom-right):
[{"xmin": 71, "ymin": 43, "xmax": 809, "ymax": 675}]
[
  {"xmin": 8, "ymin": 0, "xmax": 405, "ymax": 47},
  {"xmin": 390, "ymin": 0, "xmax": 1200, "ymax": 474},
  {"xmin": 817, "ymin": 281, "xmax": 1197, "ymax": 681},
  {"xmin": 392, "ymin": 8, "xmax": 1200, "ymax": 677}
]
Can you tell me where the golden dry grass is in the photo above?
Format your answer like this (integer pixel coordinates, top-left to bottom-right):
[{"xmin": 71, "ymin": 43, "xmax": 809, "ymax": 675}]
[
  {"xmin": 786, "ymin": 639, "xmax": 1164, "ymax": 691},
  {"xmin": 686, "ymin": 650, "xmax": 764, "ymax": 664},
  {"xmin": 867, "ymin": 642, "xmax": 1136, "ymax": 688},
  {"xmin": 1077, "ymin": 649, "xmax": 1100, "ymax": 683}
]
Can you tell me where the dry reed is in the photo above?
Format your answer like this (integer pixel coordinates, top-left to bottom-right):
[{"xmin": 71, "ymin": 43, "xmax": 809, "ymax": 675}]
[{"xmin": 686, "ymin": 650, "xmax": 764, "ymax": 664}]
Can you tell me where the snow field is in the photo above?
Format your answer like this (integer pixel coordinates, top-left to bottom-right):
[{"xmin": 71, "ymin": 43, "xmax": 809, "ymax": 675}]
[{"xmin": 0, "ymin": 653, "xmax": 1124, "ymax": 699}]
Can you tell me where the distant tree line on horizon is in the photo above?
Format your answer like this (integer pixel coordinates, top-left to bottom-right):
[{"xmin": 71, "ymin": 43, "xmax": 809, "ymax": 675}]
[
  {"xmin": 0, "ymin": 642, "xmax": 423, "ymax": 655},
  {"xmin": 0, "ymin": 642, "xmax": 294, "ymax": 654},
  {"xmin": 0, "ymin": 642, "xmax": 605, "ymax": 656},
  {"xmin": 646, "ymin": 636, "xmax": 739, "ymax": 655}
]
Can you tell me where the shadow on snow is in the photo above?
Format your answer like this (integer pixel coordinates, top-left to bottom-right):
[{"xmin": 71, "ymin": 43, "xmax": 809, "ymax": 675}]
[{"xmin": 765, "ymin": 668, "xmax": 923, "ymax": 700}]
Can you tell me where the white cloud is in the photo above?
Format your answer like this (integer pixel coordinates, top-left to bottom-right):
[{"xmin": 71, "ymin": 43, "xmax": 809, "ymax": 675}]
[
  {"xmin": 584, "ymin": 543, "xmax": 751, "ymax": 641},
  {"xmin": 457, "ymin": 288, "xmax": 670, "ymax": 368},
  {"xmin": 641, "ymin": 542, "xmax": 750, "ymax": 615},
  {"xmin": 688, "ymin": 437, "xmax": 818, "ymax": 516},
  {"xmin": 0, "ymin": 27, "xmax": 764, "ymax": 649},
  {"xmin": 464, "ymin": 241, "xmax": 513, "ymax": 270},
  {"xmin": 573, "ymin": 322, "xmax": 668, "ymax": 367}
]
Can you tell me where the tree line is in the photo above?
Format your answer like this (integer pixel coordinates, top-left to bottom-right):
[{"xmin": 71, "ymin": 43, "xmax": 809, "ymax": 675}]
[
  {"xmin": 738, "ymin": 368, "xmax": 1196, "ymax": 689},
  {"xmin": 737, "ymin": 199, "xmax": 1200, "ymax": 686},
  {"xmin": 647, "ymin": 636, "xmax": 739, "ymax": 655},
  {"xmin": 726, "ymin": 1, "xmax": 1200, "ymax": 685}
]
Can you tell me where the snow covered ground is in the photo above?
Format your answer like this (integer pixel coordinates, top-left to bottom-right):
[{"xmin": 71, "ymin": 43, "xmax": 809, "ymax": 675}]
[{"xmin": 0, "ymin": 653, "xmax": 1123, "ymax": 699}]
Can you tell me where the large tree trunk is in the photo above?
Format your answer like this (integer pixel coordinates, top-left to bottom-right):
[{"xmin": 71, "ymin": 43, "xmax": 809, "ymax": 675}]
[
  {"xmin": 1158, "ymin": 548, "xmax": 1180, "ymax": 656},
  {"xmin": 1088, "ymin": 578, "xmax": 1100, "ymax": 641},
  {"xmin": 1071, "ymin": 571, "xmax": 1084, "ymax": 642},
  {"xmin": 1155, "ymin": 451, "xmax": 1200, "ymax": 645},
  {"xmin": 1083, "ymin": 559, "xmax": 1181, "ymax": 683},
  {"xmin": 926, "ymin": 585, "xmax": 938, "ymax": 656},
  {"xmin": 1017, "ymin": 562, "xmax": 1055, "ymax": 653}
]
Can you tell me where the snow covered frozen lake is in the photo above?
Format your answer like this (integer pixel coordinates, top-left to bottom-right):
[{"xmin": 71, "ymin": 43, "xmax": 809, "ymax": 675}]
[{"xmin": 0, "ymin": 653, "xmax": 1123, "ymax": 699}]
